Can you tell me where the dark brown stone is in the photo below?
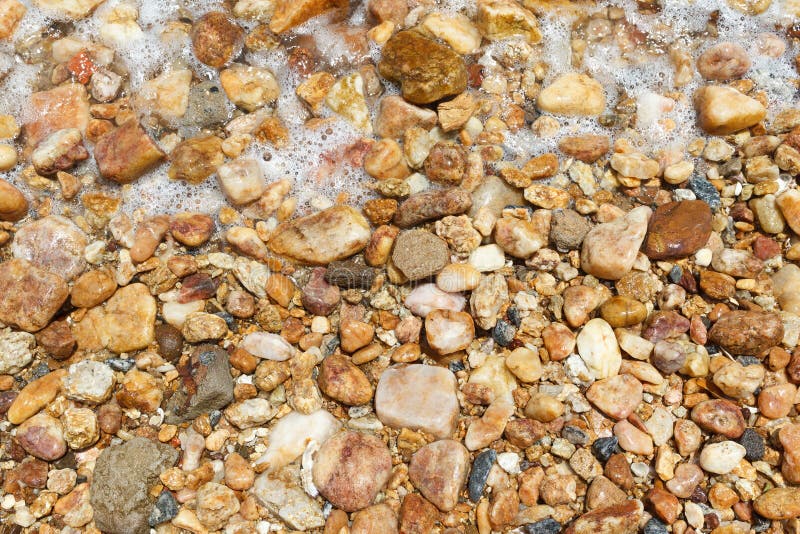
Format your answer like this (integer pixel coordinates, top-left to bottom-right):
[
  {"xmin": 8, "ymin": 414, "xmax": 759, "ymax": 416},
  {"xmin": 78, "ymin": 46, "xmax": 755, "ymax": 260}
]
[
  {"xmin": 642, "ymin": 200, "xmax": 712, "ymax": 260},
  {"xmin": 192, "ymin": 12, "xmax": 243, "ymax": 68},
  {"xmin": 35, "ymin": 320, "xmax": 76, "ymax": 360}
]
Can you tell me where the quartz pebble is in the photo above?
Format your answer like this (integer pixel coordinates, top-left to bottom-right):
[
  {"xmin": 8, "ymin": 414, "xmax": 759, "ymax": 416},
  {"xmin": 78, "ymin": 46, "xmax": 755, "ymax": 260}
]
[
  {"xmin": 577, "ymin": 318, "xmax": 622, "ymax": 379},
  {"xmin": 409, "ymin": 439, "xmax": 470, "ymax": 511},
  {"xmin": 586, "ymin": 374, "xmax": 643, "ymax": 419},
  {"xmin": 580, "ymin": 206, "xmax": 651, "ymax": 280},
  {"xmin": 699, "ymin": 441, "xmax": 746, "ymax": 474}
]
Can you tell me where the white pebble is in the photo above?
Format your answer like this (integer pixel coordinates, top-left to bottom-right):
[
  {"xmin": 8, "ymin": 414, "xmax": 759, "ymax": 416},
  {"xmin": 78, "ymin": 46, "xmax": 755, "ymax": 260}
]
[
  {"xmin": 497, "ymin": 452, "xmax": 521, "ymax": 474},
  {"xmin": 699, "ymin": 441, "xmax": 746, "ymax": 474},
  {"xmin": 468, "ymin": 244, "xmax": 506, "ymax": 272},
  {"xmin": 695, "ymin": 248, "xmax": 713, "ymax": 267}
]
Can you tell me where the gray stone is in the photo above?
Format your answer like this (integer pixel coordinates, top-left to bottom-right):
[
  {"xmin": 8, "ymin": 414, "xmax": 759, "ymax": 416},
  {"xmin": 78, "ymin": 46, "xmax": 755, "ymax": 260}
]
[
  {"xmin": 253, "ymin": 466, "xmax": 325, "ymax": 530},
  {"xmin": 90, "ymin": 437, "xmax": 178, "ymax": 534},
  {"xmin": 164, "ymin": 344, "xmax": 234, "ymax": 424}
]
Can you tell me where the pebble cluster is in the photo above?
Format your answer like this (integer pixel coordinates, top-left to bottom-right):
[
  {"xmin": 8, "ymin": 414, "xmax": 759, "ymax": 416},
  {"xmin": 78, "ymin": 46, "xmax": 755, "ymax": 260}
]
[{"xmin": 0, "ymin": 0, "xmax": 799, "ymax": 534}]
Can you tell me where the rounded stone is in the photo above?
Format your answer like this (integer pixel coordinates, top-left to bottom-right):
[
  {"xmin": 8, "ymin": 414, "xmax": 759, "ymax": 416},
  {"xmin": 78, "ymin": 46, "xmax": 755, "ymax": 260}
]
[{"xmin": 392, "ymin": 229, "xmax": 449, "ymax": 281}]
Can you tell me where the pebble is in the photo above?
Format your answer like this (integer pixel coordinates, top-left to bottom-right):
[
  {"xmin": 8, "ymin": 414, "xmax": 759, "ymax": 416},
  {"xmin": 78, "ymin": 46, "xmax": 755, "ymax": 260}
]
[
  {"xmin": 699, "ymin": 441, "xmax": 746, "ymax": 474},
  {"xmin": 64, "ymin": 360, "xmax": 115, "ymax": 404},
  {"xmin": 302, "ymin": 267, "xmax": 341, "ymax": 316},
  {"xmin": 505, "ymin": 346, "xmax": 542, "ymax": 382},
  {"xmin": 564, "ymin": 499, "xmax": 643, "ymax": 534},
  {"xmin": 192, "ymin": 12, "xmax": 243, "ymax": 67},
  {"xmin": 523, "ymin": 518, "xmax": 562, "ymax": 534},
  {"xmin": 324, "ymin": 260, "xmax": 377, "ymax": 290},
  {"xmin": 0, "ymin": 178, "xmax": 27, "ymax": 221},
  {"xmin": 772, "ymin": 264, "xmax": 800, "ymax": 314},
  {"xmin": 392, "ymin": 229, "xmax": 449, "ymax": 281},
  {"xmin": 613, "ymin": 419, "xmax": 654, "ymax": 455},
  {"xmin": 195, "ymin": 482, "xmax": 240, "ymax": 530},
  {"xmin": 468, "ymin": 449, "xmax": 496, "ymax": 502},
  {"xmin": 255, "ymin": 410, "xmax": 341, "ymax": 471},
  {"xmin": 71, "ymin": 269, "xmax": 117, "ymax": 308},
  {"xmin": 576, "ymin": 318, "xmax": 622, "ymax": 379},
  {"xmin": 404, "ymin": 283, "xmax": 466, "ymax": 317},
  {"xmin": 0, "ymin": 328, "xmax": 34, "ymax": 375},
  {"xmin": 586, "ymin": 374, "xmax": 643, "ymax": 419},
  {"xmin": 599, "ymin": 296, "xmax": 647, "ymax": 327},
  {"xmin": 312, "ymin": 431, "xmax": 392, "ymax": 512},
  {"xmin": 666, "ymin": 462, "xmax": 704, "ymax": 498},
  {"xmin": 592, "ymin": 436, "xmax": 619, "ymax": 462},
  {"xmin": 643, "ymin": 201, "xmax": 713, "ymax": 260},
  {"xmin": 378, "ymin": 30, "xmax": 466, "ymax": 104},
  {"xmin": 268, "ymin": 206, "xmax": 371, "ymax": 264},
  {"xmin": 394, "ymin": 188, "xmax": 472, "ymax": 228},
  {"xmin": 240, "ymin": 332, "xmax": 296, "ymax": 361},
  {"xmin": 16, "ymin": 413, "xmax": 66, "ymax": 461},
  {"xmin": 426, "ymin": 309, "xmax": 475, "ymax": 355},
  {"xmin": 537, "ymin": 73, "xmax": 606, "ymax": 116},
  {"xmin": 375, "ymin": 364, "xmax": 460, "ymax": 439},
  {"xmin": 465, "ymin": 399, "xmax": 514, "ymax": 451},
  {"xmin": 470, "ymin": 272, "xmax": 508, "ymax": 329},
  {"xmin": 12, "ymin": 215, "xmax": 87, "ymax": 281},
  {"xmin": 182, "ymin": 311, "xmax": 229, "ymax": 342},
  {"xmin": 688, "ymin": 175, "xmax": 722, "ymax": 209},
  {"xmin": 779, "ymin": 423, "xmax": 800, "ymax": 483},
  {"xmin": 713, "ymin": 360, "xmax": 764, "ymax": 399},
  {"xmin": 409, "ymin": 439, "xmax": 470, "ymax": 511},
  {"xmin": 318, "ymin": 353, "xmax": 373, "ymax": 406},
  {"xmin": 708, "ymin": 310, "xmax": 783, "ymax": 355},
  {"xmin": 736, "ymin": 428, "xmax": 765, "ymax": 462},
  {"xmin": 7, "ymin": 369, "xmax": 66, "ymax": 425},
  {"xmin": 753, "ymin": 487, "xmax": 800, "ymax": 520},
  {"xmin": 694, "ymin": 85, "xmax": 766, "ymax": 135},
  {"xmin": 0, "ymin": 259, "xmax": 69, "ymax": 333},
  {"xmin": 580, "ymin": 206, "xmax": 652, "ymax": 280},
  {"xmin": 148, "ymin": 490, "xmax": 178, "ymax": 527}
]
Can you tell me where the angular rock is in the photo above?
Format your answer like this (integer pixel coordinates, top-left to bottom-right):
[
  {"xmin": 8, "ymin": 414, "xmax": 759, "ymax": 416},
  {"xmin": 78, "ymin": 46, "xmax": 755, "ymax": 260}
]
[
  {"xmin": 642, "ymin": 201, "xmax": 712, "ymax": 260},
  {"xmin": 269, "ymin": 206, "xmax": 371, "ymax": 264},
  {"xmin": 254, "ymin": 410, "xmax": 341, "ymax": 471},
  {"xmin": 73, "ymin": 283, "xmax": 157, "ymax": 353},
  {"xmin": 93, "ymin": 120, "xmax": 166, "ymax": 184},
  {"xmin": 580, "ymin": 206, "xmax": 651, "ymax": 280},
  {"xmin": 253, "ymin": 466, "xmax": 325, "ymax": 530},
  {"xmin": 269, "ymin": 0, "xmax": 347, "ymax": 33},
  {"xmin": 408, "ymin": 439, "xmax": 469, "ymax": 511},
  {"xmin": 694, "ymin": 85, "xmax": 766, "ymax": 135},
  {"xmin": 375, "ymin": 364, "xmax": 460, "ymax": 439},
  {"xmin": 375, "ymin": 95, "xmax": 438, "ymax": 139},
  {"xmin": 192, "ymin": 12, "xmax": 243, "ymax": 67},
  {"xmin": 378, "ymin": 30, "xmax": 467, "ymax": 105},
  {"xmin": 25, "ymin": 84, "xmax": 90, "ymax": 151},
  {"xmin": 564, "ymin": 499, "xmax": 643, "ymax": 534},
  {"xmin": 90, "ymin": 437, "xmax": 178, "ymax": 534},
  {"xmin": 164, "ymin": 344, "xmax": 234, "ymax": 423}
]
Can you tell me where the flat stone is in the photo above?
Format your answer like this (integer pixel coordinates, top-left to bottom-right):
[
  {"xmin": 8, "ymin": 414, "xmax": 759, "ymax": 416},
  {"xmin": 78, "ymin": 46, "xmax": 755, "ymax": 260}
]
[
  {"xmin": 73, "ymin": 283, "xmax": 157, "ymax": 353},
  {"xmin": 90, "ymin": 437, "xmax": 178, "ymax": 534},
  {"xmin": 378, "ymin": 30, "xmax": 467, "ymax": 105},
  {"xmin": 537, "ymin": 73, "xmax": 606, "ymax": 116},
  {"xmin": 754, "ymin": 487, "xmax": 800, "ymax": 520},
  {"xmin": 642, "ymin": 201, "xmax": 712, "ymax": 260},
  {"xmin": 269, "ymin": 206, "xmax": 370, "ymax": 264},
  {"xmin": 375, "ymin": 364, "xmax": 460, "ymax": 439},
  {"xmin": 408, "ymin": 439, "xmax": 470, "ymax": 511},
  {"xmin": 564, "ymin": 499, "xmax": 643, "ymax": 534},
  {"xmin": 0, "ymin": 259, "xmax": 69, "ymax": 332},
  {"xmin": 392, "ymin": 229, "xmax": 449, "ymax": 281},
  {"xmin": 691, "ymin": 399, "xmax": 746, "ymax": 438}
]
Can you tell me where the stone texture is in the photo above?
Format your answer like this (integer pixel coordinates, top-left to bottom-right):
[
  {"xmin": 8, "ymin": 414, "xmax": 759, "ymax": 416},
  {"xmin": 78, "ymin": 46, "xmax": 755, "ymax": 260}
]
[
  {"xmin": 164, "ymin": 344, "xmax": 234, "ymax": 424},
  {"xmin": 708, "ymin": 310, "xmax": 784, "ymax": 355},
  {"xmin": 580, "ymin": 206, "xmax": 652, "ymax": 280},
  {"xmin": 392, "ymin": 229, "xmax": 449, "ymax": 281},
  {"xmin": 0, "ymin": 259, "xmax": 69, "ymax": 332}
]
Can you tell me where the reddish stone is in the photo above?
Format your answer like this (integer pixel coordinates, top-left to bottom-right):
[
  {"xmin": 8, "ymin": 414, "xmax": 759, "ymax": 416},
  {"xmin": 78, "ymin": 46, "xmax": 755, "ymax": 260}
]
[
  {"xmin": 753, "ymin": 235, "xmax": 781, "ymax": 260},
  {"xmin": 642, "ymin": 200, "xmax": 713, "ymax": 260}
]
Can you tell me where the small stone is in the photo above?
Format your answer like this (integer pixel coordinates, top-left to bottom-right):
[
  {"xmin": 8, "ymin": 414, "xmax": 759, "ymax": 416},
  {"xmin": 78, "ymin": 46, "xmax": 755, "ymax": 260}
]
[
  {"xmin": 62, "ymin": 406, "xmax": 99, "ymax": 449},
  {"xmin": 312, "ymin": 431, "xmax": 392, "ymax": 512},
  {"xmin": 116, "ymin": 369, "xmax": 163, "ymax": 413},
  {"xmin": 182, "ymin": 312, "xmax": 229, "ymax": 342},
  {"xmin": 505, "ymin": 346, "xmax": 542, "ymax": 382},
  {"xmin": 550, "ymin": 209, "xmax": 592, "ymax": 251},
  {"xmin": 351, "ymin": 503, "xmax": 398, "ymax": 534},
  {"xmin": 302, "ymin": 268, "xmax": 341, "ymax": 316},
  {"xmin": 64, "ymin": 360, "xmax": 114, "ymax": 404},
  {"xmin": 600, "ymin": 296, "xmax": 648, "ymax": 328},
  {"xmin": 398, "ymin": 493, "xmax": 437, "ymax": 534},
  {"xmin": 592, "ymin": 436, "xmax": 618, "ymax": 462},
  {"xmin": 605, "ymin": 453, "xmax": 634, "ymax": 490},
  {"xmin": 378, "ymin": 30, "xmax": 467, "ymax": 105},
  {"xmin": 93, "ymin": 121, "xmax": 165, "ymax": 184},
  {"xmin": 409, "ymin": 439, "xmax": 470, "ymax": 511},
  {"xmin": 699, "ymin": 441, "xmax": 746, "ymax": 474},
  {"xmin": 155, "ymin": 324, "xmax": 184, "ymax": 362},
  {"xmin": 779, "ymin": 423, "xmax": 800, "ymax": 484},
  {"xmin": 16, "ymin": 413, "xmax": 66, "ymax": 461},
  {"xmin": 665, "ymin": 463, "xmax": 703, "ymax": 498},
  {"xmin": 524, "ymin": 518, "xmax": 562, "ymax": 534},
  {"xmin": 580, "ymin": 206, "xmax": 652, "ymax": 280},
  {"xmin": 613, "ymin": 419, "xmax": 654, "ymax": 456},
  {"xmin": 318, "ymin": 353, "xmax": 373, "ymax": 406},
  {"xmin": 269, "ymin": 206, "xmax": 371, "ymax": 264},
  {"xmin": 468, "ymin": 449, "xmax": 496, "ymax": 502},
  {"xmin": 577, "ymin": 318, "xmax": 622, "ymax": 379},
  {"xmin": 709, "ymin": 311, "xmax": 783, "ymax": 355},
  {"xmin": 426, "ymin": 309, "xmax": 475, "ymax": 355},
  {"xmin": 647, "ymin": 487, "xmax": 681, "ymax": 524},
  {"xmin": 737, "ymin": 428, "xmax": 765, "ymax": 462},
  {"xmin": 465, "ymin": 399, "xmax": 514, "ymax": 451},
  {"xmin": 394, "ymin": 188, "xmax": 472, "ymax": 228},
  {"xmin": 195, "ymin": 482, "xmax": 240, "ymax": 531},
  {"xmin": 537, "ymin": 73, "xmax": 606, "ymax": 116},
  {"xmin": 753, "ymin": 487, "xmax": 800, "ymax": 520},
  {"xmin": 374, "ymin": 96, "xmax": 437, "ymax": 138},
  {"xmin": 697, "ymin": 42, "xmax": 751, "ymax": 80},
  {"xmin": 269, "ymin": 0, "xmax": 347, "ymax": 33},
  {"xmin": 563, "ymin": 499, "xmax": 643, "ymax": 534},
  {"xmin": 643, "ymin": 201, "xmax": 713, "ymax": 260},
  {"xmin": 610, "ymin": 152, "xmax": 660, "ymax": 180},
  {"xmin": 164, "ymin": 344, "xmax": 234, "ymax": 424},
  {"xmin": 192, "ymin": 12, "xmax": 243, "ymax": 67},
  {"xmin": 586, "ymin": 374, "xmax": 643, "ymax": 419},
  {"xmin": 470, "ymin": 273, "xmax": 508, "ymax": 329},
  {"xmin": 691, "ymin": 399, "xmax": 746, "ymax": 438},
  {"xmin": 713, "ymin": 361, "xmax": 764, "ymax": 399},
  {"xmin": 694, "ymin": 85, "xmax": 766, "ymax": 135},
  {"xmin": 7, "ymin": 369, "xmax": 66, "ymax": 425},
  {"xmin": 324, "ymin": 260, "xmax": 376, "ymax": 290},
  {"xmin": 375, "ymin": 365, "xmax": 460, "ymax": 439},
  {"xmin": 0, "ymin": 328, "xmax": 34, "ymax": 375},
  {"xmin": 148, "ymin": 490, "xmax": 178, "ymax": 527},
  {"xmin": 392, "ymin": 229, "xmax": 449, "ymax": 281}
]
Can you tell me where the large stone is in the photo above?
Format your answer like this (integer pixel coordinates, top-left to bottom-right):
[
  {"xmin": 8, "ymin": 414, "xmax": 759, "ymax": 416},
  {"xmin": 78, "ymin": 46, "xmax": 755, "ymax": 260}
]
[
  {"xmin": 73, "ymin": 283, "xmax": 157, "ymax": 353},
  {"xmin": 90, "ymin": 438, "xmax": 178, "ymax": 534},
  {"xmin": 408, "ymin": 440, "xmax": 470, "ymax": 512},
  {"xmin": 754, "ymin": 488, "xmax": 800, "ymax": 520},
  {"xmin": 164, "ymin": 344, "xmax": 234, "ymax": 423},
  {"xmin": 0, "ymin": 259, "xmax": 69, "ymax": 332},
  {"xmin": 25, "ymin": 84, "xmax": 90, "ymax": 150},
  {"xmin": 694, "ymin": 85, "xmax": 766, "ymax": 135},
  {"xmin": 268, "ymin": 206, "xmax": 370, "ymax": 264},
  {"xmin": 708, "ymin": 310, "xmax": 784, "ymax": 355},
  {"xmin": 642, "ymin": 201, "xmax": 712, "ymax": 260},
  {"xmin": 12, "ymin": 215, "xmax": 87, "ymax": 281},
  {"xmin": 93, "ymin": 120, "xmax": 166, "ymax": 184},
  {"xmin": 378, "ymin": 30, "xmax": 467, "ymax": 105},
  {"xmin": 580, "ymin": 206, "xmax": 651, "ymax": 280},
  {"xmin": 312, "ymin": 431, "xmax": 392, "ymax": 512},
  {"xmin": 375, "ymin": 365, "xmax": 460, "ymax": 439}
]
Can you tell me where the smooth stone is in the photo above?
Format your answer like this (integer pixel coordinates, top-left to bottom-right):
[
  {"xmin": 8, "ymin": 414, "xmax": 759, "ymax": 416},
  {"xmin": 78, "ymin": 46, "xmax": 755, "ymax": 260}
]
[
  {"xmin": 694, "ymin": 85, "xmax": 766, "ymax": 135},
  {"xmin": 691, "ymin": 399, "xmax": 746, "ymax": 438},
  {"xmin": 754, "ymin": 487, "xmax": 800, "ymax": 520},
  {"xmin": 642, "ymin": 201, "xmax": 712, "ymax": 260},
  {"xmin": 708, "ymin": 310, "xmax": 784, "ymax": 355},
  {"xmin": 254, "ymin": 410, "xmax": 341, "ymax": 471},
  {"xmin": 537, "ymin": 73, "xmax": 606, "ymax": 116},
  {"xmin": 576, "ymin": 318, "xmax": 622, "ymax": 379},
  {"xmin": 699, "ymin": 441, "xmax": 746, "ymax": 474},
  {"xmin": 375, "ymin": 365, "xmax": 460, "ymax": 439},
  {"xmin": 408, "ymin": 439, "xmax": 470, "ymax": 511},
  {"xmin": 0, "ymin": 258, "xmax": 69, "ymax": 333},
  {"xmin": 586, "ymin": 374, "xmax": 643, "ymax": 419}
]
